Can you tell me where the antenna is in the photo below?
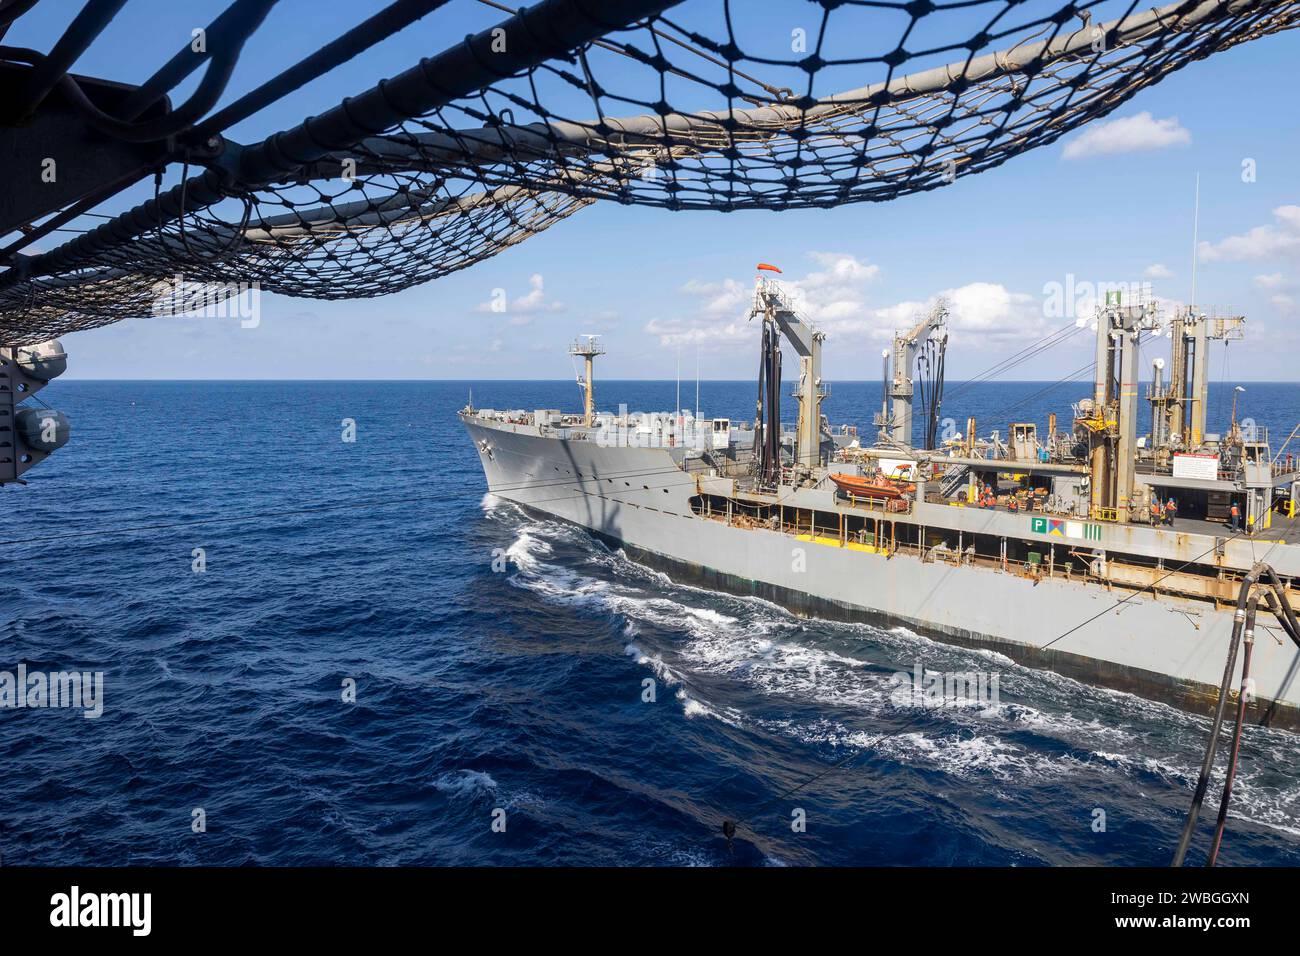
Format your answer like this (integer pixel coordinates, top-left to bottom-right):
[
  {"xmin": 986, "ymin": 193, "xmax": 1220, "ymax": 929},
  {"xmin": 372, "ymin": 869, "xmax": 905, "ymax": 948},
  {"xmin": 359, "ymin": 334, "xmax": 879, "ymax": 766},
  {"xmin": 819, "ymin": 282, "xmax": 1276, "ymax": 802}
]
[
  {"xmin": 695, "ymin": 345, "xmax": 700, "ymax": 421},
  {"xmin": 675, "ymin": 346, "xmax": 681, "ymax": 425},
  {"xmin": 1189, "ymin": 172, "xmax": 1200, "ymax": 310}
]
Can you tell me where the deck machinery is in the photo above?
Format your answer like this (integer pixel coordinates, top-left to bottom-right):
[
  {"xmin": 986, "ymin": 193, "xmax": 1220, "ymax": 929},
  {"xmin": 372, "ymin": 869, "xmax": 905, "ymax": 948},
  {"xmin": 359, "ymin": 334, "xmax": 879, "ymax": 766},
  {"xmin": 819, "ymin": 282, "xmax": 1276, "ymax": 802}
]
[{"xmin": 849, "ymin": 293, "xmax": 1291, "ymax": 537}]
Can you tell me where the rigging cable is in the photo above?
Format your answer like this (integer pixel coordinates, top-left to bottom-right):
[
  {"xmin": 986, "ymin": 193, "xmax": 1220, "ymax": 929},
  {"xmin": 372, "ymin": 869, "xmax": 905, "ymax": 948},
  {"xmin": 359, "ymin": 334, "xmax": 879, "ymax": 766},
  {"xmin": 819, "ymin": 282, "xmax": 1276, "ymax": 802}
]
[{"xmin": 944, "ymin": 321, "xmax": 1084, "ymax": 401}]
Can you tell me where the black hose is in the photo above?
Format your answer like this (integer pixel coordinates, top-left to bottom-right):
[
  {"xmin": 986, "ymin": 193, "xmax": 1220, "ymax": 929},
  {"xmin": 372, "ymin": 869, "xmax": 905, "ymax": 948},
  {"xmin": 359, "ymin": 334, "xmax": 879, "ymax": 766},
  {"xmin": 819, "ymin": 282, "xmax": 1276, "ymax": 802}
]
[
  {"xmin": 930, "ymin": 337, "xmax": 946, "ymax": 449},
  {"xmin": 1171, "ymin": 565, "xmax": 1261, "ymax": 866},
  {"xmin": 1207, "ymin": 595, "xmax": 1257, "ymax": 866},
  {"xmin": 1262, "ymin": 566, "xmax": 1300, "ymax": 650}
]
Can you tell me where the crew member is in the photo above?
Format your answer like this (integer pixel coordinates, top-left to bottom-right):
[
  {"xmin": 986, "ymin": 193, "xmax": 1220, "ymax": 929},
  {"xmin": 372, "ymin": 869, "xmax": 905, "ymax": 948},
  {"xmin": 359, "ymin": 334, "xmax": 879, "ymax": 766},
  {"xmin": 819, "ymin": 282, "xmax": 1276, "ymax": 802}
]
[
  {"xmin": 1229, "ymin": 501, "xmax": 1241, "ymax": 532},
  {"xmin": 1165, "ymin": 497, "xmax": 1177, "ymax": 526}
]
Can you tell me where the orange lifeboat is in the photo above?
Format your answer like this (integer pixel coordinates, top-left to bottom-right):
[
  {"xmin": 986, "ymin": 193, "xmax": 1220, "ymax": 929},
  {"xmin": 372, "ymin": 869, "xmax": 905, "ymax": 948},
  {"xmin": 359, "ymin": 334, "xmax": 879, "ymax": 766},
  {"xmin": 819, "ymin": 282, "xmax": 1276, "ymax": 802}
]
[{"xmin": 829, "ymin": 473, "xmax": 909, "ymax": 500}]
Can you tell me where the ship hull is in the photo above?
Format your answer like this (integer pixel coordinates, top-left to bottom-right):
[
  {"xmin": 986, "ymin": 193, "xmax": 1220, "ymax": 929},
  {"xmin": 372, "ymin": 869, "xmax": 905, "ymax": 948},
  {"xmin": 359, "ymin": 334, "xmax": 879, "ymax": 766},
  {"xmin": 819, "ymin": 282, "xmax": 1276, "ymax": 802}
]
[{"xmin": 464, "ymin": 414, "xmax": 1300, "ymax": 729}]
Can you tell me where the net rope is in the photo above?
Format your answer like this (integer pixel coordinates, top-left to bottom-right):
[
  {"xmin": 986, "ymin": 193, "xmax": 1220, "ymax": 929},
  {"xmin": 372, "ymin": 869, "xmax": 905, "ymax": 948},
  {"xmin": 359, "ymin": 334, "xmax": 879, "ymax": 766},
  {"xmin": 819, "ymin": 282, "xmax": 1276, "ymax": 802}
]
[{"xmin": 2, "ymin": 0, "xmax": 1295, "ymax": 344}]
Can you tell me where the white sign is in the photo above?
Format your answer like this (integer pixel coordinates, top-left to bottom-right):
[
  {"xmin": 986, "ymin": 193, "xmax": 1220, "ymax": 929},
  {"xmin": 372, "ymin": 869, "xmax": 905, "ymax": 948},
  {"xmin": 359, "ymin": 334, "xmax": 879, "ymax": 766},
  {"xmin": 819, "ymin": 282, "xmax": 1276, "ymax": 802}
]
[{"xmin": 1172, "ymin": 453, "xmax": 1219, "ymax": 481}]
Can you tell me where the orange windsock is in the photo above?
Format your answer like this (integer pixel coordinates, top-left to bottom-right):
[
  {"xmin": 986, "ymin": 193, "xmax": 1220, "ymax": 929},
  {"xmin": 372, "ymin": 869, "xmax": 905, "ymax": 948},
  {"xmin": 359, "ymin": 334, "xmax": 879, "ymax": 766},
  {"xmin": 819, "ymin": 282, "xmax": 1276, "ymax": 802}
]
[{"xmin": 756, "ymin": 263, "xmax": 782, "ymax": 273}]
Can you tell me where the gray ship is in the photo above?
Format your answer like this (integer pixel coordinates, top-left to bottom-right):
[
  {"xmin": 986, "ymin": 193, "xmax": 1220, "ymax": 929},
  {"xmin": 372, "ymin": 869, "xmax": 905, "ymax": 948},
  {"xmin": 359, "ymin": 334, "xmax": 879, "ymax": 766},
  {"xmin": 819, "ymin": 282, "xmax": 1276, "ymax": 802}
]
[{"xmin": 463, "ymin": 271, "xmax": 1300, "ymax": 728}]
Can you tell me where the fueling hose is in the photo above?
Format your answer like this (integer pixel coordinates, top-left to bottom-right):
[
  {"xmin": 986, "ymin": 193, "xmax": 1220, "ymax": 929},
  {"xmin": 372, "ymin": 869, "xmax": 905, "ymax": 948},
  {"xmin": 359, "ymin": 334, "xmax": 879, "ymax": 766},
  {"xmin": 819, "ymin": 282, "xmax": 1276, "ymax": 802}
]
[
  {"xmin": 1262, "ymin": 566, "xmax": 1300, "ymax": 650},
  {"xmin": 1207, "ymin": 594, "xmax": 1257, "ymax": 867},
  {"xmin": 1171, "ymin": 565, "xmax": 1262, "ymax": 867}
]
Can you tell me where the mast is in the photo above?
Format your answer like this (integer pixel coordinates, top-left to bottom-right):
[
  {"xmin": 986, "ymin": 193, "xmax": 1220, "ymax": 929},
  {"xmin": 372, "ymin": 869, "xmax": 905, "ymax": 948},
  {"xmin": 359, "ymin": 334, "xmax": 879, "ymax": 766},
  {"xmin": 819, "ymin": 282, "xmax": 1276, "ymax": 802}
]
[{"xmin": 568, "ymin": 335, "xmax": 605, "ymax": 427}]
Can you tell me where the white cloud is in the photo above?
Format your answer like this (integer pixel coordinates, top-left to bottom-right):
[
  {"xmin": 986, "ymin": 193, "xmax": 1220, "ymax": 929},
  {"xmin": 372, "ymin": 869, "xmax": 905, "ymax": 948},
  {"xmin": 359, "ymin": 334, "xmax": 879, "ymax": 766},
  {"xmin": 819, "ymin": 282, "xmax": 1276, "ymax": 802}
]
[
  {"xmin": 645, "ymin": 314, "xmax": 752, "ymax": 348},
  {"xmin": 945, "ymin": 283, "xmax": 1043, "ymax": 335},
  {"xmin": 1144, "ymin": 263, "xmax": 1174, "ymax": 279},
  {"xmin": 1061, "ymin": 112, "xmax": 1190, "ymax": 161},
  {"xmin": 677, "ymin": 277, "xmax": 748, "ymax": 317},
  {"xmin": 874, "ymin": 283, "xmax": 1044, "ymax": 345},
  {"xmin": 801, "ymin": 251, "xmax": 881, "ymax": 288},
  {"xmin": 1270, "ymin": 293, "xmax": 1297, "ymax": 316},
  {"xmin": 650, "ymin": 252, "xmax": 884, "ymax": 347},
  {"xmin": 474, "ymin": 273, "xmax": 564, "ymax": 317},
  {"xmin": 647, "ymin": 253, "xmax": 1044, "ymax": 353},
  {"xmin": 780, "ymin": 253, "xmax": 883, "ymax": 334},
  {"xmin": 1254, "ymin": 272, "xmax": 1292, "ymax": 290},
  {"xmin": 1199, "ymin": 206, "xmax": 1300, "ymax": 262}
]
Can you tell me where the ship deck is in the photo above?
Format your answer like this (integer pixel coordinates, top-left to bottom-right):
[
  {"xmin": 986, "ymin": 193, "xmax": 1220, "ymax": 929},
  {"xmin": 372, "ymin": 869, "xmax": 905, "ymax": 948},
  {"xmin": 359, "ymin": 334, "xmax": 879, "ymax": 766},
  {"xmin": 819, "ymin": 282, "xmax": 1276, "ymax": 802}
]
[{"xmin": 1167, "ymin": 513, "xmax": 1300, "ymax": 544}]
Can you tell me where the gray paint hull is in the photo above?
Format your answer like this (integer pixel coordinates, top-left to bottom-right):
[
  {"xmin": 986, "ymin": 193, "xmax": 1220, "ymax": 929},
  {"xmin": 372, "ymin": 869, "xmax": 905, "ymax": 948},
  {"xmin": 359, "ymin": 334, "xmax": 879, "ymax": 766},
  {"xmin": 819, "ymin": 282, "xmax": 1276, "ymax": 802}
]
[{"xmin": 464, "ymin": 414, "xmax": 1300, "ymax": 728}]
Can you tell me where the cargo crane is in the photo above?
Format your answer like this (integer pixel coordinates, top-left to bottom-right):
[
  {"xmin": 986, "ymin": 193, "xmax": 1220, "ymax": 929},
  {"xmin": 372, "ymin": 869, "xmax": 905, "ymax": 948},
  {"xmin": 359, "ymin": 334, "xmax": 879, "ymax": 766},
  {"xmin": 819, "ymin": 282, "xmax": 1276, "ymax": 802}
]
[
  {"xmin": 875, "ymin": 301, "xmax": 948, "ymax": 448},
  {"xmin": 749, "ymin": 268, "xmax": 828, "ymax": 485},
  {"xmin": 1147, "ymin": 309, "xmax": 1245, "ymax": 457},
  {"xmin": 1073, "ymin": 297, "xmax": 1161, "ymax": 523}
]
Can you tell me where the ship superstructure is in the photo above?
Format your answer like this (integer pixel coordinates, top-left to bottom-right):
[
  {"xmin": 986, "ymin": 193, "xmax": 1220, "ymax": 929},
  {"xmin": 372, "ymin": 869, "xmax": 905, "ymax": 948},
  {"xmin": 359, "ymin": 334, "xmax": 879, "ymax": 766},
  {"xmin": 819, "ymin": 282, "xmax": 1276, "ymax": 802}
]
[{"xmin": 463, "ymin": 272, "xmax": 1300, "ymax": 728}]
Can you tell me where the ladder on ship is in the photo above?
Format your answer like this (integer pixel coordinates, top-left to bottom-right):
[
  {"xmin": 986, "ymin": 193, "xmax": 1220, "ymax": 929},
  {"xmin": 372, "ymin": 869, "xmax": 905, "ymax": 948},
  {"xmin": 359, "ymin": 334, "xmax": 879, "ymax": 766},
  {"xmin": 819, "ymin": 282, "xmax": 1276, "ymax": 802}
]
[{"xmin": 939, "ymin": 463, "xmax": 971, "ymax": 499}]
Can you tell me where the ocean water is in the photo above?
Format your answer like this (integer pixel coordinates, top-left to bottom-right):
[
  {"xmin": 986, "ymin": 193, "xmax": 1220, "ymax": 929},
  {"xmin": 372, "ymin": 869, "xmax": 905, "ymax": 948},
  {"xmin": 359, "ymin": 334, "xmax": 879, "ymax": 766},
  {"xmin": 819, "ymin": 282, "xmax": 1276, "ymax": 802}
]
[{"xmin": 3, "ymin": 378, "xmax": 1300, "ymax": 867}]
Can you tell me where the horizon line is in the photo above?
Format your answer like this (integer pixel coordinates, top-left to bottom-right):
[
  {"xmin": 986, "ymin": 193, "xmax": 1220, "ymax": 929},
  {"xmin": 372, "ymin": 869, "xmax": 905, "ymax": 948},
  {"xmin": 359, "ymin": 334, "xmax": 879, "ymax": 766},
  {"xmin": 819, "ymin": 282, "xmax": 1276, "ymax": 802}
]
[{"xmin": 52, "ymin": 377, "xmax": 1300, "ymax": 385}]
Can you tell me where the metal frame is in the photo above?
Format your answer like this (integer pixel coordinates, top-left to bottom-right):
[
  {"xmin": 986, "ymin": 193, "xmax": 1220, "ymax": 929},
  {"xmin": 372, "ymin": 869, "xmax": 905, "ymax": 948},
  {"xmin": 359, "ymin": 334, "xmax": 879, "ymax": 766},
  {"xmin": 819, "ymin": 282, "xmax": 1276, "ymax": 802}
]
[{"xmin": 0, "ymin": 0, "xmax": 681, "ymax": 289}]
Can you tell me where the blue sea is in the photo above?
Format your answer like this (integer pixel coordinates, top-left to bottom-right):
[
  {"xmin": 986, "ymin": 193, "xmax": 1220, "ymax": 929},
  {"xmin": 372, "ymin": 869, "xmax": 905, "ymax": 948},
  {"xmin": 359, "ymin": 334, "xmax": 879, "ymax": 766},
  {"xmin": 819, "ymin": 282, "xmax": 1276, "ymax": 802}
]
[{"xmin": 3, "ymin": 379, "xmax": 1300, "ymax": 866}]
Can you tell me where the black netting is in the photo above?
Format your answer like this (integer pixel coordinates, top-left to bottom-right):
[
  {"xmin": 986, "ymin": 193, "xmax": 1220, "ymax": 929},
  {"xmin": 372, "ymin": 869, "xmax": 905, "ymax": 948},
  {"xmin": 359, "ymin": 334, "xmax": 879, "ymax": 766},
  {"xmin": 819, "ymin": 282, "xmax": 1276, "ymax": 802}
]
[{"xmin": 2, "ymin": 0, "xmax": 1295, "ymax": 344}]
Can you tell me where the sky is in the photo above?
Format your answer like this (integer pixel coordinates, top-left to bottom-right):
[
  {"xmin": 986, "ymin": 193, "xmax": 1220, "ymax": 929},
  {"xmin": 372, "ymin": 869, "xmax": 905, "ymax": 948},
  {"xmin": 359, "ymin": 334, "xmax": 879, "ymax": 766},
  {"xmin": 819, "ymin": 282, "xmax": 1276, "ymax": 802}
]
[{"xmin": 8, "ymin": 1, "xmax": 1300, "ymax": 381}]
